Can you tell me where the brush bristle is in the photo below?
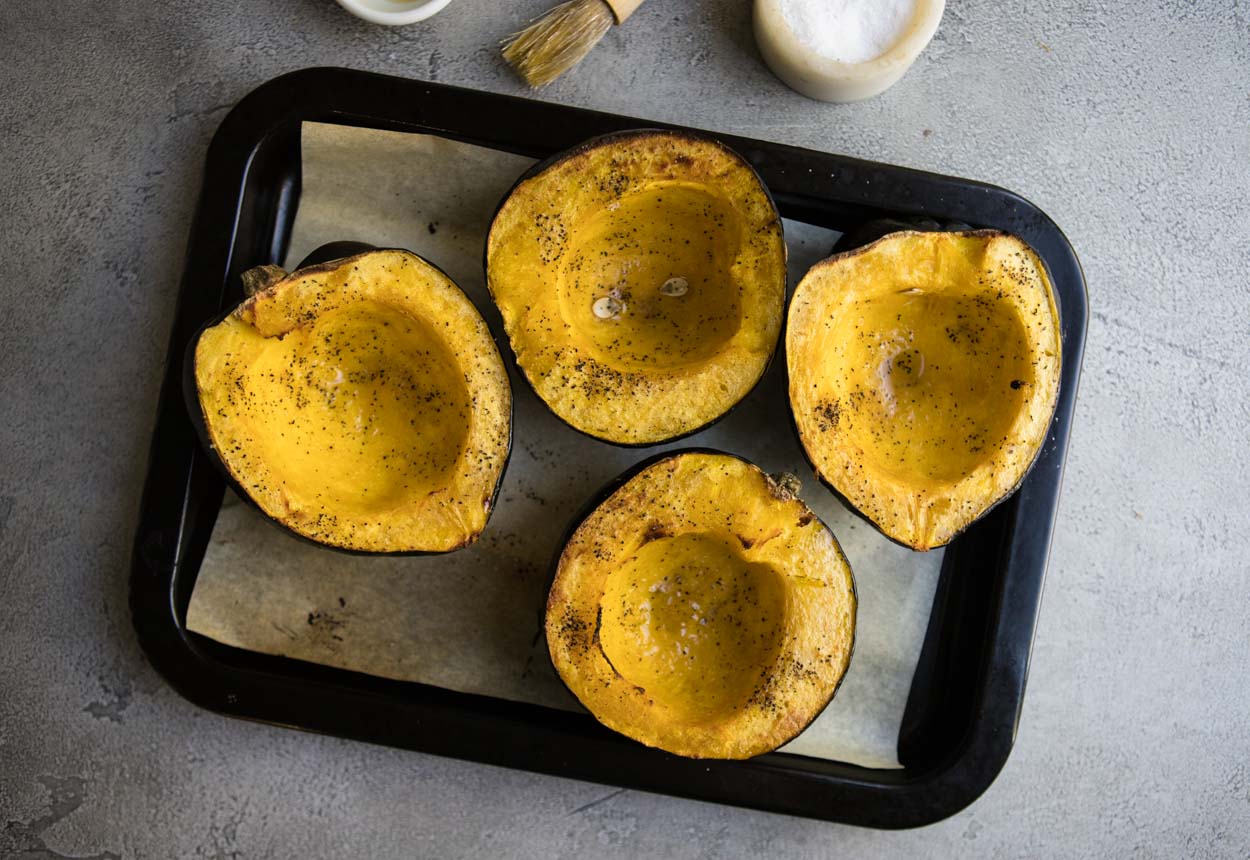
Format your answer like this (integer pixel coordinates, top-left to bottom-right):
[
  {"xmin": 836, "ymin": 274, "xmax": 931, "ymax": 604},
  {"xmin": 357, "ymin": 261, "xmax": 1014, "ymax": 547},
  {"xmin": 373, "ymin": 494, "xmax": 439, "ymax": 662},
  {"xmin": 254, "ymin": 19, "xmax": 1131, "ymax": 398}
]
[{"xmin": 502, "ymin": 0, "xmax": 615, "ymax": 88}]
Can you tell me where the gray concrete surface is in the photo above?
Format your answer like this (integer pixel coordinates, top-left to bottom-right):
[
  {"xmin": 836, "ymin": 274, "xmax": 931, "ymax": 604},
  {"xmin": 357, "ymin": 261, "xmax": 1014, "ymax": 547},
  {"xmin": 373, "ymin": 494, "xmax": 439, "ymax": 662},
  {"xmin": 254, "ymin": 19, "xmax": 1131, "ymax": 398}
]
[{"xmin": 2, "ymin": 0, "xmax": 1248, "ymax": 856}]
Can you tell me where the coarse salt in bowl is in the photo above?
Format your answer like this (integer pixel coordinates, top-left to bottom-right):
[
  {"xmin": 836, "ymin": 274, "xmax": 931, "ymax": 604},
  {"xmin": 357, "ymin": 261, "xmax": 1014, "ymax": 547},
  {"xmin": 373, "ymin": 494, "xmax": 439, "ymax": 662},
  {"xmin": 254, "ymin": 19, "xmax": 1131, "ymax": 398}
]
[
  {"xmin": 754, "ymin": 0, "xmax": 945, "ymax": 102},
  {"xmin": 335, "ymin": 0, "xmax": 455, "ymax": 26}
]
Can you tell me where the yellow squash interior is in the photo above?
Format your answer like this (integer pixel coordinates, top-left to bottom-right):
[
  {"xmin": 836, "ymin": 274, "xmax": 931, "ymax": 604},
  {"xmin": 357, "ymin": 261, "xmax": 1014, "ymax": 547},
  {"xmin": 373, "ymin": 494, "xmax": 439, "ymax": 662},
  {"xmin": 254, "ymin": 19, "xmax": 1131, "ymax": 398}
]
[
  {"xmin": 547, "ymin": 453, "xmax": 856, "ymax": 760},
  {"xmin": 787, "ymin": 231, "xmax": 1062, "ymax": 550},
  {"xmin": 194, "ymin": 250, "xmax": 511, "ymax": 553},
  {"xmin": 598, "ymin": 532, "xmax": 788, "ymax": 723},
  {"xmin": 487, "ymin": 132, "xmax": 786, "ymax": 445}
]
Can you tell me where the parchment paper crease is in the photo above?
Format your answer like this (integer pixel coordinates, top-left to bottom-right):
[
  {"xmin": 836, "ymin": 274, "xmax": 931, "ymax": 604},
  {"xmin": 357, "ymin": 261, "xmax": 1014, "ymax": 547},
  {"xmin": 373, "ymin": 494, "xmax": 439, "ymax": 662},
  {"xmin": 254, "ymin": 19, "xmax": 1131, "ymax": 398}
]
[{"xmin": 186, "ymin": 122, "xmax": 943, "ymax": 769}]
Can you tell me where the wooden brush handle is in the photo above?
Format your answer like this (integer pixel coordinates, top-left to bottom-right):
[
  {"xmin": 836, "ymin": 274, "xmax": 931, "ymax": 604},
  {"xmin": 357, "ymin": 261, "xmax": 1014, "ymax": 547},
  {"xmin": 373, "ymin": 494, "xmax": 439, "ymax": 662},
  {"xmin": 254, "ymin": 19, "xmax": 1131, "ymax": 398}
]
[{"xmin": 604, "ymin": 0, "xmax": 645, "ymax": 23}]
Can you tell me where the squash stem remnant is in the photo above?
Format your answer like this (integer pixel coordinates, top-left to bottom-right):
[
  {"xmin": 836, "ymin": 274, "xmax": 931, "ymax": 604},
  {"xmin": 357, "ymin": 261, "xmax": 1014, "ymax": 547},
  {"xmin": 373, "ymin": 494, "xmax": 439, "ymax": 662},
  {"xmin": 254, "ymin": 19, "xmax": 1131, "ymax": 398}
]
[
  {"xmin": 241, "ymin": 265, "xmax": 288, "ymax": 297},
  {"xmin": 770, "ymin": 472, "xmax": 802, "ymax": 501}
]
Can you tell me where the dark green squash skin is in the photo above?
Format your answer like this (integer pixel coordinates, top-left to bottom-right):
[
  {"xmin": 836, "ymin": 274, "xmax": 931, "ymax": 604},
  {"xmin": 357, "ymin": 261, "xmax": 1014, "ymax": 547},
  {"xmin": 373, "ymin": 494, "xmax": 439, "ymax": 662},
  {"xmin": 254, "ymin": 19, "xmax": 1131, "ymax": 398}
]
[
  {"xmin": 542, "ymin": 447, "xmax": 858, "ymax": 758},
  {"xmin": 182, "ymin": 244, "xmax": 513, "ymax": 557},
  {"xmin": 784, "ymin": 225, "xmax": 1063, "ymax": 552},
  {"xmin": 484, "ymin": 129, "xmax": 788, "ymax": 449}
]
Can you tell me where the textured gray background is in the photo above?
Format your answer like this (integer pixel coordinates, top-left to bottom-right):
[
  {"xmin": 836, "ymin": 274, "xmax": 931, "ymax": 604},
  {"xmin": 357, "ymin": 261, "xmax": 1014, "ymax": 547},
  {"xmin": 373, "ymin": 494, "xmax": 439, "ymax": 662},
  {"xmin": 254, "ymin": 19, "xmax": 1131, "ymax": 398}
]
[{"xmin": 2, "ymin": 0, "xmax": 1248, "ymax": 857}]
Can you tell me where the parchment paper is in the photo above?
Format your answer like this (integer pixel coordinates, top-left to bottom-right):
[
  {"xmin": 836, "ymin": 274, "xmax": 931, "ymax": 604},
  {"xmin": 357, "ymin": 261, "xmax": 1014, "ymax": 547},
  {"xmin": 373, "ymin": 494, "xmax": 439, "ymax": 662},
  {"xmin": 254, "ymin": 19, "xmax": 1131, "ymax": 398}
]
[{"xmin": 186, "ymin": 122, "xmax": 943, "ymax": 769}]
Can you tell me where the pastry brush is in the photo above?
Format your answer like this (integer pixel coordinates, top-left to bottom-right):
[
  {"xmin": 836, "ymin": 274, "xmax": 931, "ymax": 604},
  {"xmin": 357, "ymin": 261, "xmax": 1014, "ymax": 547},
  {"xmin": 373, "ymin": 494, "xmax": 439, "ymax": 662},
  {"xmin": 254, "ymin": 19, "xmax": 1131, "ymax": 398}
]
[{"xmin": 503, "ymin": 0, "xmax": 646, "ymax": 88}]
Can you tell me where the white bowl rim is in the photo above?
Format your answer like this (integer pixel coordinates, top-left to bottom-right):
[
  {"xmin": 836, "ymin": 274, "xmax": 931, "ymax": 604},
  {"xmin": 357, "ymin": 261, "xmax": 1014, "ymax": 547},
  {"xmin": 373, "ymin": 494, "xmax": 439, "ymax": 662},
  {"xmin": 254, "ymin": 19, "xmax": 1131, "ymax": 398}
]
[{"xmin": 334, "ymin": 0, "xmax": 455, "ymax": 26}]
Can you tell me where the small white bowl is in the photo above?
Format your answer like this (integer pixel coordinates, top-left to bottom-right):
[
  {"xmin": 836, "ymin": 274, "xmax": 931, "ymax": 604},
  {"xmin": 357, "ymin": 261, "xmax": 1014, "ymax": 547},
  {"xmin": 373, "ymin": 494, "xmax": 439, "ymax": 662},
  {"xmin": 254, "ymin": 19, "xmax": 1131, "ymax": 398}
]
[
  {"xmin": 335, "ymin": 0, "xmax": 455, "ymax": 26},
  {"xmin": 754, "ymin": 0, "xmax": 945, "ymax": 102}
]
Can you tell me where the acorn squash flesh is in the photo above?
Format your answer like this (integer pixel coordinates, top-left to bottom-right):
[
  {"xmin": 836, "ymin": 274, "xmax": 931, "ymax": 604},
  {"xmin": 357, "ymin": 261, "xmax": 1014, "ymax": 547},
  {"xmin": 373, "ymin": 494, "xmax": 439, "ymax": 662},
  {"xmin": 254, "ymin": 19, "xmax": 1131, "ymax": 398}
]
[
  {"xmin": 486, "ymin": 131, "xmax": 787, "ymax": 445},
  {"xmin": 787, "ymin": 230, "xmax": 1062, "ymax": 550},
  {"xmin": 190, "ymin": 249, "xmax": 511, "ymax": 553},
  {"xmin": 546, "ymin": 451, "xmax": 857, "ymax": 759}
]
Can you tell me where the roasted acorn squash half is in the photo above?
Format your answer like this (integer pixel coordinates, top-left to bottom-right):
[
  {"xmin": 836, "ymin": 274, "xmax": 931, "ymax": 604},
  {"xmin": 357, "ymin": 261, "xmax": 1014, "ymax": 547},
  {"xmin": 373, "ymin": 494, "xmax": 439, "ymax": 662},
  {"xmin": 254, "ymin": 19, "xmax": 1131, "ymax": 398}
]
[
  {"xmin": 186, "ymin": 248, "xmax": 511, "ymax": 554},
  {"xmin": 546, "ymin": 450, "xmax": 857, "ymax": 759},
  {"xmin": 787, "ymin": 230, "xmax": 1062, "ymax": 551},
  {"xmin": 486, "ymin": 130, "xmax": 787, "ymax": 446}
]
